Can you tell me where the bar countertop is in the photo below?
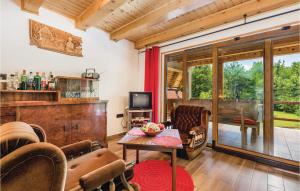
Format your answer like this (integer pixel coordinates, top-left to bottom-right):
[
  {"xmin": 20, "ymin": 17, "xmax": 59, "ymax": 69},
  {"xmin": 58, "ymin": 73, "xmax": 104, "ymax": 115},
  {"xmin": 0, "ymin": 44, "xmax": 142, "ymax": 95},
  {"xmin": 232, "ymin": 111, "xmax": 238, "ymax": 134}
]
[{"xmin": 0, "ymin": 100, "xmax": 109, "ymax": 107}]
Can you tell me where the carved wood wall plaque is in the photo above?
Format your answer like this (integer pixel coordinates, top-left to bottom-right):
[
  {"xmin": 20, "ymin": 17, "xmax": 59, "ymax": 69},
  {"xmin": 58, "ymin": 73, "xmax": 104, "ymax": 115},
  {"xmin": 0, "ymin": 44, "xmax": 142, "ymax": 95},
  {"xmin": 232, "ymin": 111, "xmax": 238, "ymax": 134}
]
[{"xmin": 29, "ymin": 19, "xmax": 83, "ymax": 57}]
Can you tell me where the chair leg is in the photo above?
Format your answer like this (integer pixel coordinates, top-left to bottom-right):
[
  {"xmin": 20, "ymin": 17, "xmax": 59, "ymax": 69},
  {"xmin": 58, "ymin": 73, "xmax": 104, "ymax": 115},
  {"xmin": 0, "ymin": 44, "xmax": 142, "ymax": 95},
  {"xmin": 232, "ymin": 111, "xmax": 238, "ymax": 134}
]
[
  {"xmin": 251, "ymin": 128, "xmax": 256, "ymax": 144},
  {"xmin": 120, "ymin": 173, "xmax": 134, "ymax": 191}
]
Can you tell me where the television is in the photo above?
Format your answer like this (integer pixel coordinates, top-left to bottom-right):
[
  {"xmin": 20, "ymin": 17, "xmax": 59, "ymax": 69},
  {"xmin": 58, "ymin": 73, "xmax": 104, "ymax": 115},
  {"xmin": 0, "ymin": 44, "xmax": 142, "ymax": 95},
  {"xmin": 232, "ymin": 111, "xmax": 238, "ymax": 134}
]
[{"xmin": 129, "ymin": 92, "xmax": 152, "ymax": 110}]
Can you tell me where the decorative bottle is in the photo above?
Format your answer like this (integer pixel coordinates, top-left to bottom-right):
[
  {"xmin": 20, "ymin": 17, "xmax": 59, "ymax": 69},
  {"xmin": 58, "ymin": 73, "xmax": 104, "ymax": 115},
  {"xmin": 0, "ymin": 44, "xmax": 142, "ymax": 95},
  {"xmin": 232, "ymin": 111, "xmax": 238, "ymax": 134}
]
[
  {"xmin": 20, "ymin": 70, "xmax": 28, "ymax": 90},
  {"xmin": 14, "ymin": 72, "xmax": 19, "ymax": 90},
  {"xmin": 8, "ymin": 74, "xmax": 15, "ymax": 90},
  {"xmin": 34, "ymin": 72, "xmax": 41, "ymax": 90},
  {"xmin": 41, "ymin": 72, "xmax": 47, "ymax": 90},
  {"xmin": 47, "ymin": 72, "xmax": 55, "ymax": 90},
  {"xmin": 27, "ymin": 72, "xmax": 34, "ymax": 90}
]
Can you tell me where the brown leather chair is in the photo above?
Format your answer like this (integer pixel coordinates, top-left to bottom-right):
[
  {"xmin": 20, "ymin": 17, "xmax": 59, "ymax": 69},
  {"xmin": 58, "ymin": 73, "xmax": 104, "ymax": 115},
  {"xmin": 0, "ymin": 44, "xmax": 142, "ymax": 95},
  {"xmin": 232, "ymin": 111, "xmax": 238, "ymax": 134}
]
[
  {"xmin": 0, "ymin": 122, "xmax": 135, "ymax": 191},
  {"xmin": 0, "ymin": 122, "xmax": 67, "ymax": 191},
  {"xmin": 167, "ymin": 105, "xmax": 211, "ymax": 160}
]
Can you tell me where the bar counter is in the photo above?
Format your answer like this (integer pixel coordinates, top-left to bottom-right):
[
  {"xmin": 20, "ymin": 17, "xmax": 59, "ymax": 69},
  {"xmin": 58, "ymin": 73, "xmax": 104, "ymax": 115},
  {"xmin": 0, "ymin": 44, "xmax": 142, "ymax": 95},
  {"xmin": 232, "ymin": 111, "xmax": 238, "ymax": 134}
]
[{"xmin": 0, "ymin": 100, "xmax": 109, "ymax": 107}]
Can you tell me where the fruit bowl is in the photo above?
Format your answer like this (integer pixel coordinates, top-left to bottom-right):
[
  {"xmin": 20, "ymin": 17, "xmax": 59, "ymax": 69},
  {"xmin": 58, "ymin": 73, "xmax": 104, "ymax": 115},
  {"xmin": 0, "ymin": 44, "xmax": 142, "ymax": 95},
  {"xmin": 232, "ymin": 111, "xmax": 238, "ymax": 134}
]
[
  {"xmin": 141, "ymin": 122, "xmax": 165, "ymax": 137},
  {"xmin": 143, "ymin": 130, "xmax": 162, "ymax": 136}
]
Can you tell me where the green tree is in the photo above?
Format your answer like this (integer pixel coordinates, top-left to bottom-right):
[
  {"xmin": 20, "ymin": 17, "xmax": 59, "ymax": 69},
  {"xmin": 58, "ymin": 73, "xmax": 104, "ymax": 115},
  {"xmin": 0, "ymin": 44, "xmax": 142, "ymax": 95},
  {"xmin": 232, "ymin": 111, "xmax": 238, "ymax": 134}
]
[
  {"xmin": 223, "ymin": 62, "xmax": 257, "ymax": 100},
  {"xmin": 273, "ymin": 59, "xmax": 300, "ymax": 114},
  {"xmin": 191, "ymin": 65, "xmax": 212, "ymax": 99}
]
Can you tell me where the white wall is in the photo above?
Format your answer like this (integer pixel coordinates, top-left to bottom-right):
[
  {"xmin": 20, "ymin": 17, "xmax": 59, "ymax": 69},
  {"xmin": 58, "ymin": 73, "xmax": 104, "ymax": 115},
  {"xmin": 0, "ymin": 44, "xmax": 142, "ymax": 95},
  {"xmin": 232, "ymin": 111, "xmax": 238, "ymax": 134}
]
[
  {"xmin": 138, "ymin": 3, "xmax": 300, "ymax": 121},
  {"xmin": 0, "ymin": 0, "xmax": 140, "ymax": 136}
]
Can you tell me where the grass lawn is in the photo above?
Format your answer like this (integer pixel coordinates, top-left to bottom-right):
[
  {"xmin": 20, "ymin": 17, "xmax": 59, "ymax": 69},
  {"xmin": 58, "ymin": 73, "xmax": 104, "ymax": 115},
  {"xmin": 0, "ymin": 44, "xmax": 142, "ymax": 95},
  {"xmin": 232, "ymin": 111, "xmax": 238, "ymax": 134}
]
[{"xmin": 274, "ymin": 111, "xmax": 300, "ymax": 129}]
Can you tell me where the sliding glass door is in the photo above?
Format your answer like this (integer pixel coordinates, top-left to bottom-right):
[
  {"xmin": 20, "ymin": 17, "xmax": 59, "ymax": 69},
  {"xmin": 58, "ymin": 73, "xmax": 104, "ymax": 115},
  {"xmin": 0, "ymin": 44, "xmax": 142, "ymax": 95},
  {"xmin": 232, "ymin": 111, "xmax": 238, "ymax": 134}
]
[
  {"xmin": 272, "ymin": 35, "xmax": 300, "ymax": 162},
  {"xmin": 217, "ymin": 40, "xmax": 265, "ymax": 153},
  {"xmin": 214, "ymin": 32, "xmax": 299, "ymax": 165},
  {"xmin": 163, "ymin": 25, "xmax": 299, "ymax": 166}
]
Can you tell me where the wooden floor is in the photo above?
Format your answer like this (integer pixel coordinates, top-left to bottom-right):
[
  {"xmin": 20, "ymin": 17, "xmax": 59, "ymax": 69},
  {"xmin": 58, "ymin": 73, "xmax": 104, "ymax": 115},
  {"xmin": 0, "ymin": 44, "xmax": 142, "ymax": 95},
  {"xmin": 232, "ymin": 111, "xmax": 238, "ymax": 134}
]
[{"xmin": 108, "ymin": 138, "xmax": 300, "ymax": 191}]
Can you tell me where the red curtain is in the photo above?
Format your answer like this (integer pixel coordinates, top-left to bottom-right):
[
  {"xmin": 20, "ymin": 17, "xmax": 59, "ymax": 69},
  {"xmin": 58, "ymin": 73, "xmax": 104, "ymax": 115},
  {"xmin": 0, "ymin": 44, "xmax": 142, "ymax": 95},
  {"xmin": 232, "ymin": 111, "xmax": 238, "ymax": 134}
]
[{"xmin": 144, "ymin": 46, "xmax": 160, "ymax": 123}]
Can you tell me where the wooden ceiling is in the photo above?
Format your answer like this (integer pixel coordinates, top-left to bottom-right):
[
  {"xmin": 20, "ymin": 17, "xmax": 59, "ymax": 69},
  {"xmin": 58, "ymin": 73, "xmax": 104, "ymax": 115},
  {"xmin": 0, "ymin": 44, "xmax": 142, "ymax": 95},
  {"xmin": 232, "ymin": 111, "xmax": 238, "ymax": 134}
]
[
  {"xmin": 167, "ymin": 68, "xmax": 183, "ymax": 88},
  {"xmin": 20, "ymin": 0, "xmax": 298, "ymax": 49}
]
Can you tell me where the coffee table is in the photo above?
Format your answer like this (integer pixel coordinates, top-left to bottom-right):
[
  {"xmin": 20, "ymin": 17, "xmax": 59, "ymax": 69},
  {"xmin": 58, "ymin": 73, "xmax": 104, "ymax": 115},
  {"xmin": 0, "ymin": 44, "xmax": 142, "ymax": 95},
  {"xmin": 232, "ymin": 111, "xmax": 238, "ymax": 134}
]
[{"xmin": 118, "ymin": 128, "xmax": 183, "ymax": 191}]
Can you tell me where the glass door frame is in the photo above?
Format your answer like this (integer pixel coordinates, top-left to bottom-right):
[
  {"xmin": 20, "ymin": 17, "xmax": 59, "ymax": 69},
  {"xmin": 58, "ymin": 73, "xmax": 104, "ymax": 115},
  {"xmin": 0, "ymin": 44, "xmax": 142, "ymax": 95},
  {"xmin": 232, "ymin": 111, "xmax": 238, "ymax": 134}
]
[
  {"xmin": 212, "ymin": 28, "xmax": 299, "ymax": 167},
  {"xmin": 161, "ymin": 24, "xmax": 299, "ymax": 167}
]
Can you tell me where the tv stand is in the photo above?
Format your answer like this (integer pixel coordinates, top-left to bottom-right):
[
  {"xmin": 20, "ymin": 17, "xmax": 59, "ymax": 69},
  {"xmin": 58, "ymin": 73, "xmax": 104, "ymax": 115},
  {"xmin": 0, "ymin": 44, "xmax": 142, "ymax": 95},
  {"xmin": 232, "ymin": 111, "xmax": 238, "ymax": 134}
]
[{"xmin": 127, "ymin": 109, "xmax": 152, "ymax": 129}]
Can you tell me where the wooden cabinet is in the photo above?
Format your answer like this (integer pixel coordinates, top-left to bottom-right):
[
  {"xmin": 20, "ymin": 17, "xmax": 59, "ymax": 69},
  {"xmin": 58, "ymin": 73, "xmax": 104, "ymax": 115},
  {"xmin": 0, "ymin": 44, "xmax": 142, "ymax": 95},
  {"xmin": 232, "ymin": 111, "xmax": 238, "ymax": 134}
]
[
  {"xmin": 18, "ymin": 105, "xmax": 72, "ymax": 146},
  {"xmin": 70, "ymin": 104, "xmax": 107, "ymax": 145},
  {"xmin": 0, "ymin": 102, "xmax": 107, "ymax": 147},
  {"xmin": 0, "ymin": 107, "xmax": 17, "ymax": 124}
]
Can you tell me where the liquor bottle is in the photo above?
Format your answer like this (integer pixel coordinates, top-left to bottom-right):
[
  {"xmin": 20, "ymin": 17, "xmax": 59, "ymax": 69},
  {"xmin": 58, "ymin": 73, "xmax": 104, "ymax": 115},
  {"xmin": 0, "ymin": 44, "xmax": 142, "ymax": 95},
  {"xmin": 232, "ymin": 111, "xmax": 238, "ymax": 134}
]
[
  {"xmin": 20, "ymin": 70, "xmax": 28, "ymax": 90},
  {"xmin": 41, "ymin": 72, "xmax": 47, "ymax": 90},
  {"xmin": 27, "ymin": 72, "xmax": 34, "ymax": 90},
  {"xmin": 8, "ymin": 74, "xmax": 15, "ymax": 90},
  {"xmin": 14, "ymin": 72, "xmax": 19, "ymax": 90},
  {"xmin": 47, "ymin": 72, "xmax": 55, "ymax": 90},
  {"xmin": 34, "ymin": 72, "xmax": 41, "ymax": 90}
]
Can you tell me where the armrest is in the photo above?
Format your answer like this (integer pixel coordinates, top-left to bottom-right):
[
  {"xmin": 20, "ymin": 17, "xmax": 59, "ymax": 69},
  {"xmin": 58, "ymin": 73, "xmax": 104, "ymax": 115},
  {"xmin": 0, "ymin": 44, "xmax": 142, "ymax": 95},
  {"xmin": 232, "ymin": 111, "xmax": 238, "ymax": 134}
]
[
  {"xmin": 30, "ymin": 124, "xmax": 47, "ymax": 142},
  {"xmin": 189, "ymin": 126, "xmax": 205, "ymax": 137},
  {"xmin": 189, "ymin": 126, "xmax": 207, "ymax": 148},
  {"xmin": 61, "ymin": 140, "xmax": 92, "ymax": 159},
  {"xmin": 79, "ymin": 159, "xmax": 126, "ymax": 191}
]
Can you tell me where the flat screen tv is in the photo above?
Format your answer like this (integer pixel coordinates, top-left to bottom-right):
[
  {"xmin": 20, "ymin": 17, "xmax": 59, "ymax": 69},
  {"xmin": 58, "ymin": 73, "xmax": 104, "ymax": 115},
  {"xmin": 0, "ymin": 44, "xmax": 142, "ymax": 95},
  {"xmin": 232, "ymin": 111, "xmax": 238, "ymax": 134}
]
[{"xmin": 129, "ymin": 92, "xmax": 152, "ymax": 110}]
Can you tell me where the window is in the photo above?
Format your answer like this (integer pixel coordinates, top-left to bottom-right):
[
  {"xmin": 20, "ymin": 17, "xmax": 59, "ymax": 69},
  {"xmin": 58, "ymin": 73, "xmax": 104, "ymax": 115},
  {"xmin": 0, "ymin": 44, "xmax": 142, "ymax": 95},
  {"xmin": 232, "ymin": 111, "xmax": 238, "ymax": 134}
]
[
  {"xmin": 223, "ymin": 59, "xmax": 264, "ymax": 101},
  {"xmin": 189, "ymin": 64, "xmax": 212, "ymax": 99}
]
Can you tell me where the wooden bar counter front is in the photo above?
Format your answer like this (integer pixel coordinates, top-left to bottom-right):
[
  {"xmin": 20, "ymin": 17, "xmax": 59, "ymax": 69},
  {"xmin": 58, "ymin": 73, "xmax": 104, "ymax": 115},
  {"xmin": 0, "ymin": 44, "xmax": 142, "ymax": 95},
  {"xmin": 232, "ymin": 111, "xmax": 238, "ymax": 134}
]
[{"xmin": 0, "ymin": 90, "xmax": 108, "ymax": 147}]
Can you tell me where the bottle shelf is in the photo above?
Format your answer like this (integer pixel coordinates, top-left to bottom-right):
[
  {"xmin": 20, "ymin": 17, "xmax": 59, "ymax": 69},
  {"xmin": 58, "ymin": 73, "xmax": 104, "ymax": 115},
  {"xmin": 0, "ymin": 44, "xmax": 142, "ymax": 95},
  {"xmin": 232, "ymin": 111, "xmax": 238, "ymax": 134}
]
[
  {"xmin": 0, "ymin": 90, "xmax": 58, "ymax": 93},
  {"xmin": 0, "ymin": 90, "xmax": 60, "ymax": 102}
]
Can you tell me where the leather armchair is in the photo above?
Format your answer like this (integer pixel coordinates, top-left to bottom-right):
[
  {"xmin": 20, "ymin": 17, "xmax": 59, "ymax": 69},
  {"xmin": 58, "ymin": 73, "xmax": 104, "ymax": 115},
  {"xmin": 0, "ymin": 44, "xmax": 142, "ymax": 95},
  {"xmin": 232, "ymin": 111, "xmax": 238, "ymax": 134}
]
[
  {"xmin": 0, "ymin": 122, "xmax": 135, "ymax": 191},
  {"xmin": 167, "ymin": 105, "xmax": 211, "ymax": 160},
  {"xmin": 0, "ymin": 122, "xmax": 67, "ymax": 191}
]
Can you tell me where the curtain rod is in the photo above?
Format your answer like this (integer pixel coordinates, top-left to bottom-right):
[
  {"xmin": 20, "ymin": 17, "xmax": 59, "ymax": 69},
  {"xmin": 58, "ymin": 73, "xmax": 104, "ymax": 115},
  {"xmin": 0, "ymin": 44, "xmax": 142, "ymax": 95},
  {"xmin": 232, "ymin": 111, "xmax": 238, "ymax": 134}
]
[{"xmin": 138, "ymin": 8, "xmax": 300, "ymax": 53}]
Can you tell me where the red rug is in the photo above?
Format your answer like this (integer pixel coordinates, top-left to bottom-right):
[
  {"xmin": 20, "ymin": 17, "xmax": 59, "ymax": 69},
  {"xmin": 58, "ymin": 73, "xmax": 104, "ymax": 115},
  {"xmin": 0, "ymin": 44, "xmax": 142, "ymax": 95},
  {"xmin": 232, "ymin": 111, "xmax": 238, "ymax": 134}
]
[{"xmin": 130, "ymin": 160, "xmax": 194, "ymax": 191}]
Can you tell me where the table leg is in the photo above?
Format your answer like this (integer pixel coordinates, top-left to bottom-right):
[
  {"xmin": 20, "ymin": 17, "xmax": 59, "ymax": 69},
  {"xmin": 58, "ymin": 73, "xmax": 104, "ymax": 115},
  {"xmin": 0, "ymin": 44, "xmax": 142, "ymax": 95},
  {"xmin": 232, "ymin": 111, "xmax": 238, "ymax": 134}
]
[
  {"xmin": 136, "ymin": 149, "xmax": 139, "ymax": 164},
  {"xmin": 171, "ymin": 148, "xmax": 176, "ymax": 191},
  {"xmin": 123, "ymin": 145, "xmax": 127, "ymax": 161}
]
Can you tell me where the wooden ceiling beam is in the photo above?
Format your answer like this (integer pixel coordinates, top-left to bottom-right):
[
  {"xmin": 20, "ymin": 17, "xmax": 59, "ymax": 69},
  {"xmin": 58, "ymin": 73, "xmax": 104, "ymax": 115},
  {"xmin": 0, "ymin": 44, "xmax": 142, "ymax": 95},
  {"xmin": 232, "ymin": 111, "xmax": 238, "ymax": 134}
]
[
  {"xmin": 187, "ymin": 44, "xmax": 300, "ymax": 66},
  {"xmin": 110, "ymin": 0, "xmax": 213, "ymax": 41},
  {"xmin": 135, "ymin": 0, "xmax": 299, "ymax": 49},
  {"xmin": 75, "ymin": 0, "xmax": 127, "ymax": 30},
  {"xmin": 21, "ymin": 0, "xmax": 45, "ymax": 14}
]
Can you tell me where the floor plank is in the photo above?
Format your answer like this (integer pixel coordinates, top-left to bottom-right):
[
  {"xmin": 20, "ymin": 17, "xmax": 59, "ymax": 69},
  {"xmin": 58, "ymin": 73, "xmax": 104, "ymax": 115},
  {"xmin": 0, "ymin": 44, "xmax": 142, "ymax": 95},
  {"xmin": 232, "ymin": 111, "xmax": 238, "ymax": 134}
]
[{"xmin": 108, "ymin": 139, "xmax": 300, "ymax": 191}]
